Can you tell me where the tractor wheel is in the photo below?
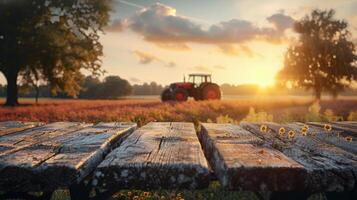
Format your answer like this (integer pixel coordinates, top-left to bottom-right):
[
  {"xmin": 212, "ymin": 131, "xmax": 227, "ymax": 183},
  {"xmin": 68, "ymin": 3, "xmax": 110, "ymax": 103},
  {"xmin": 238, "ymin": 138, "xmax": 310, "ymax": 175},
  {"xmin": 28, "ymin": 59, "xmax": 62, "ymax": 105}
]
[
  {"xmin": 161, "ymin": 89, "xmax": 172, "ymax": 102},
  {"xmin": 202, "ymin": 84, "xmax": 221, "ymax": 100},
  {"xmin": 193, "ymin": 89, "xmax": 202, "ymax": 101},
  {"xmin": 172, "ymin": 88, "xmax": 188, "ymax": 102}
]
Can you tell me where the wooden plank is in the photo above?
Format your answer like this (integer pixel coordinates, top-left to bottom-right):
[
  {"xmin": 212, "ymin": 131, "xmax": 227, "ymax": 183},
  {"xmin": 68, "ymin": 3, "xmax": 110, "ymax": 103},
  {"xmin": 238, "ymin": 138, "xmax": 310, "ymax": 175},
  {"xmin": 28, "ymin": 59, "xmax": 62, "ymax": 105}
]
[
  {"xmin": 308, "ymin": 122, "xmax": 357, "ymax": 138},
  {"xmin": 94, "ymin": 122, "xmax": 209, "ymax": 191},
  {"xmin": 0, "ymin": 121, "xmax": 43, "ymax": 137},
  {"xmin": 240, "ymin": 122, "xmax": 357, "ymax": 192},
  {"xmin": 0, "ymin": 122, "xmax": 136, "ymax": 192},
  {"xmin": 333, "ymin": 121, "xmax": 357, "ymax": 127},
  {"xmin": 199, "ymin": 123, "xmax": 306, "ymax": 191},
  {"xmin": 0, "ymin": 122, "xmax": 88, "ymax": 156},
  {"xmin": 298, "ymin": 122, "xmax": 357, "ymax": 154}
]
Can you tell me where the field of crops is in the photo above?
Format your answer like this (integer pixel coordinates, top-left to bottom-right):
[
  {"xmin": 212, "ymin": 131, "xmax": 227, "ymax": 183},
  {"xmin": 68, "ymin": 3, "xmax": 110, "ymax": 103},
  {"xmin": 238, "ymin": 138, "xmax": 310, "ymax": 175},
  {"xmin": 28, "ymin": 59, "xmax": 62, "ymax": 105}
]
[{"xmin": 1, "ymin": 97, "xmax": 356, "ymax": 126}]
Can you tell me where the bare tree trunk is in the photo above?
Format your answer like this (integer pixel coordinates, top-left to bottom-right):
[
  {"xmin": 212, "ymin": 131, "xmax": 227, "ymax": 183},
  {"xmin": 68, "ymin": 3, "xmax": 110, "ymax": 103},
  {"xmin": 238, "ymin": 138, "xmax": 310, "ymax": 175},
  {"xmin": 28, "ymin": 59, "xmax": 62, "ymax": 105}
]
[
  {"xmin": 35, "ymin": 85, "xmax": 39, "ymax": 104},
  {"xmin": 4, "ymin": 71, "xmax": 19, "ymax": 106},
  {"xmin": 332, "ymin": 90, "xmax": 338, "ymax": 100},
  {"xmin": 314, "ymin": 88, "xmax": 322, "ymax": 101}
]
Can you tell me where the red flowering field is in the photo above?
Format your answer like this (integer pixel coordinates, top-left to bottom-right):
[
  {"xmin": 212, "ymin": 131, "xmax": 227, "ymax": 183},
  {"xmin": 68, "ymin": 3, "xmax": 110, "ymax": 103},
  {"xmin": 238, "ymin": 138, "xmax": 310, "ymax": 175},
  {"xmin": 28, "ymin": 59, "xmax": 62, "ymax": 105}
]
[{"xmin": 1, "ymin": 98, "xmax": 356, "ymax": 126}]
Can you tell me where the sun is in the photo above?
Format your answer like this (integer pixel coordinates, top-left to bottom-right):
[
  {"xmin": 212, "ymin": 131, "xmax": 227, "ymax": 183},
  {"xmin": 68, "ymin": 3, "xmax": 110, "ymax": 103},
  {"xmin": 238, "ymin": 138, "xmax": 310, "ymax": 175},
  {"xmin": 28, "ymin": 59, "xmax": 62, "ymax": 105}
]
[{"xmin": 254, "ymin": 71, "xmax": 276, "ymax": 89}]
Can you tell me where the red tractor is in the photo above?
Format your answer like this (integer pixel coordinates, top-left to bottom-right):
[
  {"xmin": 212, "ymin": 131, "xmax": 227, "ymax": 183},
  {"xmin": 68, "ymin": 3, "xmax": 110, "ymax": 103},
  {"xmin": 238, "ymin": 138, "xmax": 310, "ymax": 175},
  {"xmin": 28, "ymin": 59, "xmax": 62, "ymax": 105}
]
[{"xmin": 161, "ymin": 74, "xmax": 221, "ymax": 102}]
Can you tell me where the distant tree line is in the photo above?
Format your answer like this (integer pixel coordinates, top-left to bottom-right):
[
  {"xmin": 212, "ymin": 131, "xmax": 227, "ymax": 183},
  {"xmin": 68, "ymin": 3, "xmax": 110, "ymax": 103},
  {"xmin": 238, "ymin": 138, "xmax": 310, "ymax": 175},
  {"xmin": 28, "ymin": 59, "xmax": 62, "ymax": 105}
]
[
  {"xmin": 132, "ymin": 82, "xmax": 165, "ymax": 95},
  {"xmin": 79, "ymin": 76, "xmax": 132, "ymax": 99},
  {"xmin": 0, "ymin": 75, "xmax": 132, "ymax": 99},
  {"xmin": 2, "ymin": 79, "xmax": 357, "ymax": 100},
  {"xmin": 0, "ymin": 76, "xmax": 169, "ymax": 99}
]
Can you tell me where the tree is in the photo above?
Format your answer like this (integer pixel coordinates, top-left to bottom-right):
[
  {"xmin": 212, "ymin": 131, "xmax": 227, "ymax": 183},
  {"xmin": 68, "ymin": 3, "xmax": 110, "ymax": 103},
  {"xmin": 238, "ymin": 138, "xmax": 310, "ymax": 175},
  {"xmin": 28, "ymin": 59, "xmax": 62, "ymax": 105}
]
[
  {"xmin": 19, "ymin": 68, "xmax": 43, "ymax": 104},
  {"xmin": 0, "ymin": 0, "xmax": 111, "ymax": 106},
  {"xmin": 277, "ymin": 9, "xmax": 357, "ymax": 100},
  {"xmin": 79, "ymin": 76, "xmax": 101, "ymax": 99},
  {"xmin": 98, "ymin": 76, "xmax": 132, "ymax": 98}
]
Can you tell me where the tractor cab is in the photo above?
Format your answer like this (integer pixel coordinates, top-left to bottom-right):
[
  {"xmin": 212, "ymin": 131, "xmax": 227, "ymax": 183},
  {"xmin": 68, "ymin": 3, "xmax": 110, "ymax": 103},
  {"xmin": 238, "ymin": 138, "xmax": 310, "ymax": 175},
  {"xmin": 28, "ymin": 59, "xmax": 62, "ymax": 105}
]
[{"xmin": 187, "ymin": 74, "xmax": 212, "ymax": 87}]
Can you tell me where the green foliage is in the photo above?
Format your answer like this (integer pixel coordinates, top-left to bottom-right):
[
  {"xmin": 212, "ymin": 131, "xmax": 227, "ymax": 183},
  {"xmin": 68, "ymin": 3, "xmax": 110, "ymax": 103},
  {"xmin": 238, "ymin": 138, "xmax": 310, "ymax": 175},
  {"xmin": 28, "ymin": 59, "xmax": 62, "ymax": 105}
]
[
  {"xmin": 347, "ymin": 111, "xmax": 357, "ymax": 121},
  {"xmin": 99, "ymin": 76, "xmax": 132, "ymax": 98},
  {"xmin": 133, "ymin": 82, "xmax": 165, "ymax": 95},
  {"xmin": 323, "ymin": 109, "xmax": 343, "ymax": 121},
  {"xmin": 80, "ymin": 76, "xmax": 132, "ymax": 99},
  {"xmin": 278, "ymin": 9, "xmax": 357, "ymax": 99},
  {"xmin": 214, "ymin": 115, "xmax": 238, "ymax": 124},
  {"xmin": 305, "ymin": 101, "xmax": 343, "ymax": 122},
  {"xmin": 305, "ymin": 101, "xmax": 322, "ymax": 121},
  {"xmin": 0, "ymin": 0, "xmax": 111, "ymax": 105},
  {"xmin": 79, "ymin": 76, "xmax": 102, "ymax": 99},
  {"xmin": 241, "ymin": 107, "xmax": 273, "ymax": 122}
]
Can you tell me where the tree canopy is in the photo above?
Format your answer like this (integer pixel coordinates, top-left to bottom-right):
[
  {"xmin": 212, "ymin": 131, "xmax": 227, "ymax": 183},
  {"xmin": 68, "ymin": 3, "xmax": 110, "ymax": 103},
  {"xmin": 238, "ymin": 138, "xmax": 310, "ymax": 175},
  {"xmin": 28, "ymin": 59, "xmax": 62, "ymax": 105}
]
[
  {"xmin": 0, "ymin": 0, "xmax": 111, "ymax": 105},
  {"xmin": 277, "ymin": 9, "xmax": 357, "ymax": 99},
  {"xmin": 80, "ymin": 76, "xmax": 132, "ymax": 99}
]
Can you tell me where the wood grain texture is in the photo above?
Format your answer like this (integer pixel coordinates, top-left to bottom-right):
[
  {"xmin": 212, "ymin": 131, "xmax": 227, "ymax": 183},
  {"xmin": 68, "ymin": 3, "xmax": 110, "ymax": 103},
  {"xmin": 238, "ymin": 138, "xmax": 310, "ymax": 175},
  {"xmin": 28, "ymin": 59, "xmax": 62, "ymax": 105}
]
[
  {"xmin": 0, "ymin": 122, "xmax": 88, "ymax": 156},
  {"xmin": 240, "ymin": 122, "xmax": 357, "ymax": 192},
  {"xmin": 0, "ymin": 122, "xmax": 136, "ymax": 192},
  {"xmin": 94, "ymin": 122, "xmax": 209, "ymax": 191},
  {"xmin": 308, "ymin": 122, "xmax": 357, "ymax": 138},
  {"xmin": 199, "ymin": 123, "xmax": 305, "ymax": 191},
  {"xmin": 0, "ymin": 121, "xmax": 43, "ymax": 137},
  {"xmin": 299, "ymin": 122, "xmax": 357, "ymax": 154}
]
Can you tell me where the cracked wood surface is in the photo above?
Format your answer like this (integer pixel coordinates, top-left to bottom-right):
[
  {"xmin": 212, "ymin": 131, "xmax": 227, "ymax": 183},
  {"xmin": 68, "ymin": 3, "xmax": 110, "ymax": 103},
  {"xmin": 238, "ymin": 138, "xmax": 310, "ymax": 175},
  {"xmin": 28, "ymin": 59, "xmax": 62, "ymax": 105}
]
[
  {"xmin": 240, "ymin": 122, "xmax": 357, "ymax": 192},
  {"xmin": 0, "ymin": 122, "xmax": 136, "ymax": 192},
  {"xmin": 199, "ymin": 123, "xmax": 305, "ymax": 191},
  {"xmin": 0, "ymin": 121, "xmax": 356, "ymax": 193},
  {"xmin": 299, "ymin": 122, "xmax": 357, "ymax": 154},
  {"xmin": 0, "ymin": 121, "xmax": 43, "ymax": 137},
  {"xmin": 0, "ymin": 122, "xmax": 88, "ymax": 157},
  {"xmin": 308, "ymin": 122, "xmax": 357, "ymax": 138},
  {"xmin": 94, "ymin": 122, "xmax": 210, "ymax": 190}
]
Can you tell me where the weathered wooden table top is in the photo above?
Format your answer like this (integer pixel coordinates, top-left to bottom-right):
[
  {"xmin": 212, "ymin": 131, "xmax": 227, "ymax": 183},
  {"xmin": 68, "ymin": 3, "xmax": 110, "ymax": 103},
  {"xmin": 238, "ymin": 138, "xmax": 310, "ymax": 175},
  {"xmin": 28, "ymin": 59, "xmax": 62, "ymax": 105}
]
[
  {"xmin": 94, "ymin": 122, "xmax": 209, "ymax": 191},
  {"xmin": 0, "ymin": 121, "xmax": 136, "ymax": 192},
  {"xmin": 0, "ymin": 121, "xmax": 356, "ymax": 195},
  {"xmin": 203, "ymin": 122, "xmax": 357, "ymax": 192}
]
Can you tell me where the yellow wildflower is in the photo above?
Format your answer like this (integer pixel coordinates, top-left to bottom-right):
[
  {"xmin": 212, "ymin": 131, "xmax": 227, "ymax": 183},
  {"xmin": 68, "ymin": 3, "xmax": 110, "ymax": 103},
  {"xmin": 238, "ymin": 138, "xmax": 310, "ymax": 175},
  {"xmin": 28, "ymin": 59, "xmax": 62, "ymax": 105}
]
[
  {"xmin": 260, "ymin": 124, "xmax": 268, "ymax": 133},
  {"xmin": 324, "ymin": 124, "xmax": 332, "ymax": 131},
  {"xmin": 288, "ymin": 130, "xmax": 295, "ymax": 139},
  {"xmin": 345, "ymin": 136, "xmax": 353, "ymax": 142},
  {"xmin": 143, "ymin": 192, "xmax": 149, "ymax": 197},
  {"xmin": 279, "ymin": 127, "xmax": 285, "ymax": 136},
  {"xmin": 301, "ymin": 125, "xmax": 308, "ymax": 136},
  {"xmin": 303, "ymin": 124, "xmax": 309, "ymax": 130}
]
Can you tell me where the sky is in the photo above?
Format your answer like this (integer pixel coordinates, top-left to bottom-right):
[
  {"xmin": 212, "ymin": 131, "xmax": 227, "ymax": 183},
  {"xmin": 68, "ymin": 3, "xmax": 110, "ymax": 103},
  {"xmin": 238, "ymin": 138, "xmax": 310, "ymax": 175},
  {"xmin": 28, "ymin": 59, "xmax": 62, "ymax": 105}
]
[{"xmin": 1, "ymin": 0, "xmax": 357, "ymax": 87}]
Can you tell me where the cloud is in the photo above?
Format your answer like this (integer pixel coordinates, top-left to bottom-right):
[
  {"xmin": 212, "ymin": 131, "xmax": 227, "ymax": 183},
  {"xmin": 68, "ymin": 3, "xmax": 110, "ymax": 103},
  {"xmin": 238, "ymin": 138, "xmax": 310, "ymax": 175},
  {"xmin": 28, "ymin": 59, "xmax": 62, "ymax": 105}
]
[
  {"xmin": 130, "ymin": 77, "xmax": 141, "ymax": 83},
  {"xmin": 155, "ymin": 42, "xmax": 191, "ymax": 51},
  {"xmin": 190, "ymin": 65, "xmax": 227, "ymax": 72},
  {"xmin": 218, "ymin": 44, "xmax": 240, "ymax": 56},
  {"xmin": 191, "ymin": 65, "xmax": 212, "ymax": 72},
  {"xmin": 165, "ymin": 61, "xmax": 176, "ymax": 68},
  {"xmin": 109, "ymin": 3, "xmax": 295, "ymax": 49},
  {"xmin": 132, "ymin": 50, "xmax": 176, "ymax": 67},
  {"xmin": 105, "ymin": 19, "xmax": 127, "ymax": 32},
  {"xmin": 133, "ymin": 50, "xmax": 159, "ymax": 64},
  {"xmin": 267, "ymin": 13, "xmax": 295, "ymax": 31},
  {"xmin": 214, "ymin": 65, "xmax": 226, "ymax": 70},
  {"xmin": 217, "ymin": 44, "xmax": 257, "ymax": 57},
  {"xmin": 239, "ymin": 45, "xmax": 255, "ymax": 57}
]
